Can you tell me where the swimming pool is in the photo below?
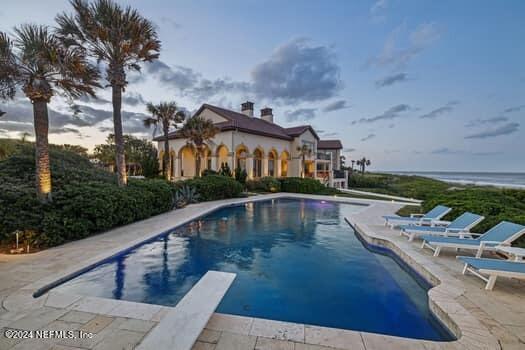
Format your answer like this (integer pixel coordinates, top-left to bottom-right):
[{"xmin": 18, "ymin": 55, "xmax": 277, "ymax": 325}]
[{"xmin": 55, "ymin": 198, "xmax": 453, "ymax": 340}]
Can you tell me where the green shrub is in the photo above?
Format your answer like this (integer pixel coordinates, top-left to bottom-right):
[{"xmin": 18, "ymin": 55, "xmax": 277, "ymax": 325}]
[
  {"xmin": 202, "ymin": 169, "xmax": 218, "ymax": 176},
  {"xmin": 279, "ymin": 177, "xmax": 335, "ymax": 194},
  {"xmin": 234, "ymin": 167, "xmax": 248, "ymax": 184},
  {"xmin": 175, "ymin": 175, "xmax": 243, "ymax": 201},
  {"xmin": 218, "ymin": 162, "xmax": 233, "ymax": 177},
  {"xmin": 0, "ymin": 143, "xmax": 174, "ymax": 248},
  {"xmin": 246, "ymin": 177, "xmax": 281, "ymax": 193}
]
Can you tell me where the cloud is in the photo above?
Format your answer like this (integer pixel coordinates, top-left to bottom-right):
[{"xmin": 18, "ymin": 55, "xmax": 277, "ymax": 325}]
[
  {"xmin": 322, "ymin": 100, "xmax": 349, "ymax": 112},
  {"xmin": 431, "ymin": 147, "xmax": 461, "ymax": 155},
  {"xmin": 316, "ymin": 129, "xmax": 338, "ymax": 137},
  {"xmin": 352, "ymin": 104, "xmax": 411, "ymax": 124},
  {"xmin": 122, "ymin": 92, "xmax": 146, "ymax": 106},
  {"xmin": 430, "ymin": 148, "xmax": 503, "ymax": 156},
  {"xmin": 465, "ymin": 116, "xmax": 508, "ymax": 127},
  {"xmin": 285, "ymin": 108, "xmax": 317, "ymax": 122},
  {"xmin": 465, "ymin": 122, "xmax": 519, "ymax": 139},
  {"xmin": 375, "ymin": 73, "xmax": 407, "ymax": 88},
  {"xmin": 160, "ymin": 17, "xmax": 181, "ymax": 30},
  {"xmin": 361, "ymin": 133, "xmax": 376, "ymax": 142},
  {"xmin": 367, "ymin": 22, "xmax": 440, "ymax": 69},
  {"xmin": 131, "ymin": 39, "xmax": 342, "ymax": 104},
  {"xmin": 251, "ymin": 38, "xmax": 342, "ymax": 103},
  {"xmin": 0, "ymin": 100, "xmax": 94, "ymax": 134},
  {"xmin": 419, "ymin": 101, "xmax": 459, "ymax": 119},
  {"xmin": 503, "ymin": 104, "xmax": 525, "ymax": 113},
  {"xmin": 370, "ymin": 0, "xmax": 388, "ymax": 21},
  {"xmin": 343, "ymin": 148, "xmax": 356, "ymax": 153}
]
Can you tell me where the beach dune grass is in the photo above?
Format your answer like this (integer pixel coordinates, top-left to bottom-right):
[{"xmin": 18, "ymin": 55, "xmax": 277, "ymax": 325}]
[{"xmin": 351, "ymin": 173, "xmax": 525, "ymax": 247}]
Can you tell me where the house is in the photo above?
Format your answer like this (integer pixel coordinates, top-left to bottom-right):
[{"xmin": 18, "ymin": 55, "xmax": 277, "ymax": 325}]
[{"xmin": 153, "ymin": 101, "xmax": 348, "ymax": 188}]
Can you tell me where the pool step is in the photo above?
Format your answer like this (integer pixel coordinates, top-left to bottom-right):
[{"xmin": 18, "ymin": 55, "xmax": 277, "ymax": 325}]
[{"xmin": 136, "ymin": 270, "xmax": 236, "ymax": 350}]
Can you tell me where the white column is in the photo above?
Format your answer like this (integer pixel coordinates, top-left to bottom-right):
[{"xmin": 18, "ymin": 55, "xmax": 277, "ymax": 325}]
[
  {"xmin": 175, "ymin": 156, "xmax": 181, "ymax": 178},
  {"xmin": 211, "ymin": 156, "xmax": 218, "ymax": 172},
  {"xmin": 247, "ymin": 156, "xmax": 254, "ymax": 179},
  {"xmin": 262, "ymin": 156, "xmax": 269, "ymax": 177},
  {"xmin": 277, "ymin": 159, "xmax": 282, "ymax": 178}
]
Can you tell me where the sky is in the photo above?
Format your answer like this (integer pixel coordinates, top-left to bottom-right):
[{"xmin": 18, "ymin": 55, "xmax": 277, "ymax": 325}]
[{"xmin": 1, "ymin": 0, "xmax": 524, "ymax": 172}]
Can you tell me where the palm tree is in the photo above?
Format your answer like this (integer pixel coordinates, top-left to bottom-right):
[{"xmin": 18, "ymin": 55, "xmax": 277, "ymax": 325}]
[
  {"xmin": 180, "ymin": 116, "xmax": 218, "ymax": 177},
  {"xmin": 56, "ymin": 0, "xmax": 161, "ymax": 186},
  {"xmin": 0, "ymin": 26, "xmax": 99, "ymax": 202},
  {"xmin": 351, "ymin": 159, "xmax": 355, "ymax": 171},
  {"xmin": 296, "ymin": 144, "xmax": 313, "ymax": 178},
  {"xmin": 144, "ymin": 102, "xmax": 186, "ymax": 180},
  {"xmin": 356, "ymin": 157, "xmax": 371, "ymax": 174}
]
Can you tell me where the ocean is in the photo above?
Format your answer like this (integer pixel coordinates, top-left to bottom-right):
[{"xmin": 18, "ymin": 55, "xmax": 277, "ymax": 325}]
[{"xmin": 382, "ymin": 171, "xmax": 525, "ymax": 189}]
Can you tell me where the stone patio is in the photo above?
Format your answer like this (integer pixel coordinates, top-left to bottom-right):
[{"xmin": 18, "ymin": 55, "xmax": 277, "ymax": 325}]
[{"xmin": 1, "ymin": 193, "xmax": 524, "ymax": 349}]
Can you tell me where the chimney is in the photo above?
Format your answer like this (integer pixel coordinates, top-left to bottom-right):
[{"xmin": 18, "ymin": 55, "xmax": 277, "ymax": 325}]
[
  {"xmin": 241, "ymin": 101, "xmax": 254, "ymax": 117},
  {"xmin": 261, "ymin": 107, "xmax": 273, "ymax": 123}
]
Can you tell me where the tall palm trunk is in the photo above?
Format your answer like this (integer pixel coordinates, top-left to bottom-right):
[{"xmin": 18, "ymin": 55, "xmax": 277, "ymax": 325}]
[
  {"xmin": 112, "ymin": 84, "xmax": 127, "ymax": 186},
  {"xmin": 163, "ymin": 124, "xmax": 170, "ymax": 180},
  {"xmin": 195, "ymin": 146, "xmax": 202, "ymax": 177},
  {"xmin": 33, "ymin": 100, "xmax": 52, "ymax": 202}
]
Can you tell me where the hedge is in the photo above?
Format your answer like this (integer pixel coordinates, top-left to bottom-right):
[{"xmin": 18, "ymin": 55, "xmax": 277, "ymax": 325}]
[
  {"xmin": 172, "ymin": 175, "xmax": 243, "ymax": 201},
  {"xmin": 0, "ymin": 143, "xmax": 174, "ymax": 247},
  {"xmin": 246, "ymin": 177, "xmax": 281, "ymax": 193},
  {"xmin": 279, "ymin": 177, "xmax": 337, "ymax": 195}
]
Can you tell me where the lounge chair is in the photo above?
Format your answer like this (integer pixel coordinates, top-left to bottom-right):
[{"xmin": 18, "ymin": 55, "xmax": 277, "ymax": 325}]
[
  {"xmin": 458, "ymin": 256, "xmax": 525, "ymax": 290},
  {"xmin": 400, "ymin": 212, "xmax": 484, "ymax": 242},
  {"xmin": 420, "ymin": 221, "xmax": 525, "ymax": 257},
  {"xmin": 383, "ymin": 205, "xmax": 452, "ymax": 228}
]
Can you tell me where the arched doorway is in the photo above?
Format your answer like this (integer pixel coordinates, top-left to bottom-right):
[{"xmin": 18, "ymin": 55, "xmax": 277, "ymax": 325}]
[
  {"xmin": 253, "ymin": 148, "xmax": 263, "ymax": 178},
  {"xmin": 179, "ymin": 145, "xmax": 196, "ymax": 178},
  {"xmin": 236, "ymin": 145, "xmax": 249, "ymax": 172},
  {"xmin": 268, "ymin": 149, "xmax": 277, "ymax": 177},
  {"xmin": 280, "ymin": 151, "xmax": 289, "ymax": 177},
  {"xmin": 216, "ymin": 145, "xmax": 229, "ymax": 171}
]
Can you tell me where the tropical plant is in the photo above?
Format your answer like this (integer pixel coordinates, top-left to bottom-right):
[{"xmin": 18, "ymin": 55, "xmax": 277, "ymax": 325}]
[
  {"xmin": 93, "ymin": 134, "xmax": 159, "ymax": 178},
  {"xmin": 219, "ymin": 162, "xmax": 233, "ymax": 177},
  {"xmin": 57, "ymin": 0, "xmax": 161, "ymax": 186},
  {"xmin": 144, "ymin": 101, "xmax": 186, "ymax": 180},
  {"xmin": 356, "ymin": 157, "xmax": 371, "ymax": 174},
  {"xmin": 179, "ymin": 116, "xmax": 218, "ymax": 177},
  {"xmin": 234, "ymin": 166, "xmax": 248, "ymax": 185},
  {"xmin": 173, "ymin": 185, "xmax": 200, "ymax": 208},
  {"xmin": 296, "ymin": 144, "xmax": 313, "ymax": 178},
  {"xmin": 0, "ymin": 25, "xmax": 100, "ymax": 202}
]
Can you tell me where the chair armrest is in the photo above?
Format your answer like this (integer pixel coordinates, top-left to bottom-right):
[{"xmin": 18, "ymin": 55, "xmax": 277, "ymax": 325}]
[
  {"xmin": 479, "ymin": 241, "xmax": 504, "ymax": 246},
  {"xmin": 410, "ymin": 213, "xmax": 424, "ymax": 218}
]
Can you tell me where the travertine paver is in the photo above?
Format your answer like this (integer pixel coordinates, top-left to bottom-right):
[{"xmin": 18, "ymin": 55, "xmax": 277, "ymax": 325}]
[
  {"xmin": 1, "ymin": 194, "xmax": 524, "ymax": 349},
  {"xmin": 304, "ymin": 325, "xmax": 365, "ymax": 350},
  {"xmin": 197, "ymin": 329, "xmax": 221, "ymax": 344},
  {"xmin": 214, "ymin": 331, "xmax": 257, "ymax": 350},
  {"xmin": 206, "ymin": 313, "xmax": 254, "ymax": 335},
  {"xmin": 249, "ymin": 318, "xmax": 304, "ymax": 342},
  {"xmin": 254, "ymin": 336, "xmax": 295, "ymax": 350},
  {"xmin": 192, "ymin": 341, "xmax": 216, "ymax": 350}
]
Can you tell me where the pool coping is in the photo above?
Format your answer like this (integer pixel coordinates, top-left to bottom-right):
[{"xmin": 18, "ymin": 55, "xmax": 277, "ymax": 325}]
[{"xmin": 3, "ymin": 193, "xmax": 501, "ymax": 349}]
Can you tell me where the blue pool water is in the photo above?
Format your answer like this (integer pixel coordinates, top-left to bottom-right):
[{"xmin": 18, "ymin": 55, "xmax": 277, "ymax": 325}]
[{"xmin": 55, "ymin": 199, "xmax": 453, "ymax": 340}]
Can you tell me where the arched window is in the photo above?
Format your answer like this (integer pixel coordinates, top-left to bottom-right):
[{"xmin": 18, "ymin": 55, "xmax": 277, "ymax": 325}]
[
  {"xmin": 216, "ymin": 145, "xmax": 229, "ymax": 170},
  {"xmin": 280, "ymin": 151, "xmax": 289, "ymax": 177},
  {"xmin": 268, "ymin": 151, "xmax": 276, "ymax": 177},
  {"xmin": 253, "ymin": 148, "xmax": 263, "ymax": 178},
  {"xmin": 236, "ymin": 149, "xmax": 247, "ymax": 171}
]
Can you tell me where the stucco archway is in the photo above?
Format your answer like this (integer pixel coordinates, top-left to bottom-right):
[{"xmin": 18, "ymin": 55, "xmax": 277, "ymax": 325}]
[
  {"xmin": 280, "ymin": 150, "xmax": 289, "ymax": 177},
  {"xmin": 235, "ymin": 144, "xmax": 249, "ymax": 172},
  {"xmin": 253, "ymin": 147, "xmax": 264, "ymax": 178},
  {"xmin": 216, "ymin": 144, "xmax": 230, "ymax": 171},
  {"xmin": 268, "ymin": 149, "xmax": 278, "ymax": 177},
  {"xmin": 179, "ymin": 145, "xmax": 196, "ymax": 178}
]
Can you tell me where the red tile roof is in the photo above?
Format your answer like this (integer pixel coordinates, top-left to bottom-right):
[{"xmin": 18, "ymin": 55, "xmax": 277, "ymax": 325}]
[
  {"xmin": 318, "ymin": 140, "xmax": 343, "ymax": 149},
  {"xmin": 154, "ymin": 104, "xmax": 320, "ymax": 141}
]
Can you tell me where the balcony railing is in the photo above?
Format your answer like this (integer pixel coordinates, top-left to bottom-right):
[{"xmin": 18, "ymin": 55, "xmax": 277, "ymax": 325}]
[
  {"xmin": 333, "ymin": 170, "xmax": 346, "ymax": 179},
  {"xmin": 316, "ymin": 153, "xmax": 331, "ymax": 161}
]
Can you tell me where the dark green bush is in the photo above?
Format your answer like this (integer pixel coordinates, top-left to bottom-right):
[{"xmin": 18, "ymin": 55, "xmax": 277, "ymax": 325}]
[
  {"xmin": 234, "ymin": 167, "xmax": 248, "ymax": 184},
  {"xmin": 0, "ymin": 142, "xmax": 174, "ymax": 248},
  {"xmin": 202, "ymin": 169, "xmax": 218, "ymax": 176},
  {"xmin": 246, "ymin": 177, "xmax": 281, "ymax": 193},
  {"xmin": 279, "ymin": 177, "xmax": 332, "ymax": 194},
  {"xmin": 174, "ymin": 175, "xmax": 243, "ymax": 201}
]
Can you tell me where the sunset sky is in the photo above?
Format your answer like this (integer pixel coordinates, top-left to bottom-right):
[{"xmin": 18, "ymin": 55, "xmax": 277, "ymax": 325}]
[{"xmin": 1, "ymin": 0, "xmax": 524, "ymax": 171}]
